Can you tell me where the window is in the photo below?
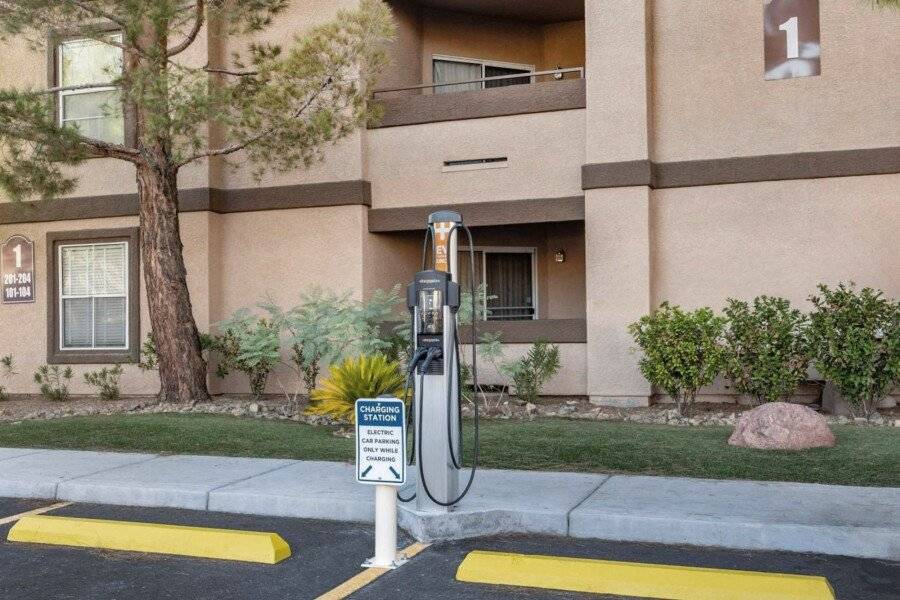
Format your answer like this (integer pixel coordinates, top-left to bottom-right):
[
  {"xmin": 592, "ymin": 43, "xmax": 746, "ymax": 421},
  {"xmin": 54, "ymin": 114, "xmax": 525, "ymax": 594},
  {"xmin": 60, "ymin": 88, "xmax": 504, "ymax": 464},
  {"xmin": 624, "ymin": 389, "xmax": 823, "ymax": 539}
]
[
  {"xmin": 56, "ymin": 34, "xmax": 124, "ymax": 144},
  {"xmin": 459, "ymin": 248, "xmax": 536, "ymax": 321},
  {"xmin": 432, "ymin": 56, "xmax": 533, "ymax": 94},
  {"xmin": 47, "ymin": 229, "xmax": 140, "ymax": 364},
  {"xmin": 60, "ymin": 242, "xmax": 128, "ymax": 349}
]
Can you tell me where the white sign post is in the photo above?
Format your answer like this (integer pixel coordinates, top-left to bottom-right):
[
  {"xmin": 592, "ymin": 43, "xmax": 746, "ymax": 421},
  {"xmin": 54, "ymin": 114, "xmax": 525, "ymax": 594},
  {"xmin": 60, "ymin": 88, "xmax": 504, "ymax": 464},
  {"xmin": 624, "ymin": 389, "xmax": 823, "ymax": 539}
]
[{"xmin": 355, "ymin": 397, "xmax": 407, "ymax": 569}]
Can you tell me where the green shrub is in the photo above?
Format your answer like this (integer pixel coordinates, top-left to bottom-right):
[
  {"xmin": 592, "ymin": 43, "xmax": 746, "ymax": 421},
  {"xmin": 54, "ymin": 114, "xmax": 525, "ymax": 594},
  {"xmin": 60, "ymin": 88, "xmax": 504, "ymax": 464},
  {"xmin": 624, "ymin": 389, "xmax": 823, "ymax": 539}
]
[
  {"xmin": 137, "ymin": 334, "xmax": 158, "ymax": 371},
  {"xmin": 808, "ymin": 283, "xmax": 900, "ymax": 418},
  {"xmin": 34, "ymin": 365, "xmax": 74, "ymax": 402},
  {"xmin": 500, "ymin": 340, "xmax": 561, "ymax": 404},
  {"xmin": 0, "ymin": 354, "xmax": 15, "ymax": 401},
  {"xmin": 459, "ymin": 331, "xmax": 506, "ymax": 406},
  {"xmin": 262, "ymin": 287, "xmax": 401, "ymax": 395},
  {"xmin": 83, "ymin": 365, "xmax": 125, "ymax": 401},
  {"xmin": 722, "ymin": 296, "xmax": 809, "ymax": 404},
  {"xmin": 629, "ymin": 302, "xmax": 727, "ymax": 416},
  {"xmin": 209, "ymin": 311, "xmax": 281, "ymax": 400},
  {"xmin": 306, "ymin": 354, "xmax": 405, "ymax": 423}
]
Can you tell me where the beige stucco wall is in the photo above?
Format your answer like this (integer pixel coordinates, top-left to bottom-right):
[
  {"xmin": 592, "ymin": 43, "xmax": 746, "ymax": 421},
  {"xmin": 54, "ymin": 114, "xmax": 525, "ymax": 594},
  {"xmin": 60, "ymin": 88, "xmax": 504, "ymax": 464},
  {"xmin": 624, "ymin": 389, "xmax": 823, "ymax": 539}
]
[
  {"xmin": 584, "ymin": 0, "xmax": 650, "ymax": 164},
  {"xmin": 585, "ymin": 186, "xmax": 652, "ymax": 406},
  {"xmin": 366, "ymin": 109, "xmax": 585, "ymax": 208},
  {"xmin": 211, "ymin": 0, "xmax": 367, "ymax": 190},
  {"xmin": 0, "ymin": 20, "xmax": 212, "ymax": 203},
  {"xmin": 467, "ymin": 342, "xmax": 587, "ymax": 397},
  {"xmin": 0, "ymin": 0, "xmax": 368, "ymax": 202},
  {"xmin": 0, "ymin": 213, "xmax": 212, "ymax": 396},
  {"xmin": 213, "ymin": 205, "xmax": 367, "ymax": 320},
  {"xmin": 651, "ymin": 174, "xmax": 900, "ymax": 308},
  {"xmin": 211, "ymin": 205, "xmax": 369, "ymax": 395},
  {"xmin": 0, "ymin": 205, "xmax": 370, "ymax": 396},
  {"xmin": 650, "ymin": 0, "xmax": 900, "ymax": 161}
]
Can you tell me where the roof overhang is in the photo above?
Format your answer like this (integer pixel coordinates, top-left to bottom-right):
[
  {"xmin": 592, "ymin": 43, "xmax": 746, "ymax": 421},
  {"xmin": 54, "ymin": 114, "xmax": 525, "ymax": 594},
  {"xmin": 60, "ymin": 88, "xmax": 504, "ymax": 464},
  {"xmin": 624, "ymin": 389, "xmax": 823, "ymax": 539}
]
[{"xmin": 403, "ymin": 0, "xmax": 584, "ymax": 23}]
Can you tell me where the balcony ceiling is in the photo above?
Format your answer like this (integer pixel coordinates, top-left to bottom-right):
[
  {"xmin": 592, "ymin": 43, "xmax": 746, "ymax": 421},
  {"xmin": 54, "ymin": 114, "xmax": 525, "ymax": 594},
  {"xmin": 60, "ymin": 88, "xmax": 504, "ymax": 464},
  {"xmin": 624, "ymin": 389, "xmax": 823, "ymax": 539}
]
[{"xmin": 412, "ymin": 0, "xmax": 584, "ymax": 23}]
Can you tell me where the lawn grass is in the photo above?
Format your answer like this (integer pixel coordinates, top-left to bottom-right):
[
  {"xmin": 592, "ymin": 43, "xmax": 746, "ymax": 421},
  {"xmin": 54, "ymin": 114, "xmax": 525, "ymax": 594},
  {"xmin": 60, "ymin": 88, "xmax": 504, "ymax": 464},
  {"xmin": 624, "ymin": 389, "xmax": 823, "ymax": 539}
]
[{"xmin": 0, "ymin": 414, "xmax": 896, "ymax": 487}]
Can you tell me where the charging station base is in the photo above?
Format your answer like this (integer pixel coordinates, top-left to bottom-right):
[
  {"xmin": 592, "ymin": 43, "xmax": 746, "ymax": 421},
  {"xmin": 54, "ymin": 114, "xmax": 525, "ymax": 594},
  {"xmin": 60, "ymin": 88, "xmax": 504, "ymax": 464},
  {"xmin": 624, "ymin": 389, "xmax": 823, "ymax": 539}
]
[{"xmin": 361, "ymin": 555, "xmax": 409, "ymax": 570}]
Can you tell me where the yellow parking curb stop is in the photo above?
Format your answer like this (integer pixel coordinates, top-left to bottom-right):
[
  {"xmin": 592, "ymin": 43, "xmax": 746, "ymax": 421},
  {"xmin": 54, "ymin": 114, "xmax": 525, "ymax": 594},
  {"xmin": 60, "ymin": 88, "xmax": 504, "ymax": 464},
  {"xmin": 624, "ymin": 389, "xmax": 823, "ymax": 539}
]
[
  {"xmin": 7, "ymin": 515, "xmax": 291, "ymax": 564},
  {"xmin": 456, "ymin": 550, "xmax": 835, "ymax": 600}
]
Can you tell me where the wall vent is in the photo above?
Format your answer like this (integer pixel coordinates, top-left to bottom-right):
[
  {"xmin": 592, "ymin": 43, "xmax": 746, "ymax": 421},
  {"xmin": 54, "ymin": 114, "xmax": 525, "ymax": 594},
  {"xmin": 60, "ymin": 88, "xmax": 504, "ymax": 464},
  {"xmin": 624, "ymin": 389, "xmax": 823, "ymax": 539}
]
[{"xmin": 442, "ymin": 157, "xmax": 508, "ymax": 173}]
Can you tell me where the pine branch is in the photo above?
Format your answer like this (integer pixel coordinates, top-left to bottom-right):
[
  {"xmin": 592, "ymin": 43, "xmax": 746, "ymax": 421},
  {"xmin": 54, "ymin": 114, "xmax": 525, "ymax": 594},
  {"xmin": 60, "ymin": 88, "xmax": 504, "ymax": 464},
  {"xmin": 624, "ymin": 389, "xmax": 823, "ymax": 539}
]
[
  {"xmin": 175, "ymin": 77, "xmax": 331, "ymax": 167},
  {"xmin": 77, "ymin": 136, "xmax": 141, "ymax": 162},
  {"xmin": 31, "ymin": 82, "xmax": 117, "ymax": 94},
  {"xmin": 62, "ymin": 0, "xmax": 126, "ymax": 27},
  {"xmin": 202, "ymin": 64, "xmax": 258, "ymax": 77},
  {"xmin": 167, "ymin": 0, "xmax": 204, "ymax": 57}
]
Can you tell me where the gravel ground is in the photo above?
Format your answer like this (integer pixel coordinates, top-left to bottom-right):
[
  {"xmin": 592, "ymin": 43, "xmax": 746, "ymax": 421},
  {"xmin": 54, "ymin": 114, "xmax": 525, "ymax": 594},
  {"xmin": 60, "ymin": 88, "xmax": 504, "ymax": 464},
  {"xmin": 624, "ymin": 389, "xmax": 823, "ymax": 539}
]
[{"xmin": 1, "ymin": 393, "xmax": 897, "ymax": 428}]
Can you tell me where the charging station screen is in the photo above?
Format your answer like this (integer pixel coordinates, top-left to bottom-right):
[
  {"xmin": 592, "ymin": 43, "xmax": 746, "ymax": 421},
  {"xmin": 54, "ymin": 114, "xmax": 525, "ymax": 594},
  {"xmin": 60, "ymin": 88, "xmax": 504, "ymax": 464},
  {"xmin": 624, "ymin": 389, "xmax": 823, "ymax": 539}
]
[{"xmin": 418, "ymin": 289, "xmax": 443, "ymax": 334}]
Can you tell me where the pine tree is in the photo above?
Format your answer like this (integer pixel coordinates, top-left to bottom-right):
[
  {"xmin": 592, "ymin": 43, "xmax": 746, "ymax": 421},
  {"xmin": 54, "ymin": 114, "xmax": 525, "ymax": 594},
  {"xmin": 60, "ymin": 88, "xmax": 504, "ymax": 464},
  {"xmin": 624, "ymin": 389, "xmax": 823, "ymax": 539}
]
[{"xmin": 0, "ymin": 0, "xmax": 395, "ymax": 402}]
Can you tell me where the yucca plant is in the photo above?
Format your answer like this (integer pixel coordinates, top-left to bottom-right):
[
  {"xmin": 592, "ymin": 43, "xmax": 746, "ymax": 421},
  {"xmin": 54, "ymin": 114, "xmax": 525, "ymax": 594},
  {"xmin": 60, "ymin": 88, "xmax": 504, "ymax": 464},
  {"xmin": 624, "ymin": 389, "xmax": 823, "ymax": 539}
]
[
  {"xmin": 0, "ymin": 354, "xmax": 15, "ymax": 401},
  {"xmin": 307, "ymin": 355, "xmax": 406, "ymax": 423},
  {"xmin": 34, "ymin": 365, "xmax": 74, "ymax": 402}
]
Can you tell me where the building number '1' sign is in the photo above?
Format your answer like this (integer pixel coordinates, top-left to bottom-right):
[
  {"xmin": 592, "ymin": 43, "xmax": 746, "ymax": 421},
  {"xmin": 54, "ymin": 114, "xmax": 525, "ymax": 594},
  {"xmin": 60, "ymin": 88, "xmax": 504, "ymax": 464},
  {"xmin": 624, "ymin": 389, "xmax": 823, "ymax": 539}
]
[
  {"xmin": 764, "ymin": 0, "xmax": 821, "ymax": 81},
  {"xmin": 1, "ymin": 235, "xmax": 35, "ymax": 304}
]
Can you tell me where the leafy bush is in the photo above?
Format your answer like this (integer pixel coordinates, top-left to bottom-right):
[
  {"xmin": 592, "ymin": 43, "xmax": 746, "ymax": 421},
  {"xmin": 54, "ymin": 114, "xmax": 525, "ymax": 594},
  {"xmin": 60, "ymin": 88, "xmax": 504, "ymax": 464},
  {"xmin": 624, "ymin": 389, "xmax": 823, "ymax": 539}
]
[
  {"xmin": 459, "ymin": 331, "xmax": 507, "ymax": 407},
  {"xmin": 83, "ymin": 365, "xmax": 125, "ymax": 401},
  {"xmin": 457, "ymin": 284, "xmax": 494, "ymax": 325},
  {"xmin": 722, "ymin": 296, "xmax": 809, "ymax": 404},
  {"xmin": 34, "ymin": 365, "xmax": 74, "ymax": 402},
  {"xmin": 209, "ymin": 311, "xmax": 281, "ymax": 399},
  {"xmin": 306, "ymin": 354, "xmax": 405, "ymax": 423},
  {"xmin": 262, "ymin": 287, "xmax": 401, "ymax": 395},
  {"xmin": 138, "ymin": 334, "xmax": 158, "ymax": 371},
  {"xmin": 500, "ymin": 340, "xmax": 561, "ymax": 404},
  {"xmin": 629, "ymin": 302, "xmax": 727, "ymax": 416},
  {"xmin": 0, "ymin": 354, "xmax": 15, "ymax": 401},
  {"xmin": 808, "ymin": 283, "xmax": 900, "ymax": 418}
]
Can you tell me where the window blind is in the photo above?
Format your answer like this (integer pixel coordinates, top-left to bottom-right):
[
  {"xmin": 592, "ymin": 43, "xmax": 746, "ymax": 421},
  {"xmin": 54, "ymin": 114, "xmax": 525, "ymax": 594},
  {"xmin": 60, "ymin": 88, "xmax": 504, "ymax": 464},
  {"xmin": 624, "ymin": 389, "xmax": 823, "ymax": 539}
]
[{"xmin": 60, "ymin": 242, "xmax": 128, "ymax": 350}]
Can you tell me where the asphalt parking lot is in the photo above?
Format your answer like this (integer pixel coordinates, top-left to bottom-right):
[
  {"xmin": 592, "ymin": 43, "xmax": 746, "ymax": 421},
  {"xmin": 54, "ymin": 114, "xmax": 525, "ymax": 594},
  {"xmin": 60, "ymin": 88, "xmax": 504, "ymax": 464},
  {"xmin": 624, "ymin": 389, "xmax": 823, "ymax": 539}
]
[{"xmin": 0, "ymin": 497, "xmax": 897, "ymax": 600}]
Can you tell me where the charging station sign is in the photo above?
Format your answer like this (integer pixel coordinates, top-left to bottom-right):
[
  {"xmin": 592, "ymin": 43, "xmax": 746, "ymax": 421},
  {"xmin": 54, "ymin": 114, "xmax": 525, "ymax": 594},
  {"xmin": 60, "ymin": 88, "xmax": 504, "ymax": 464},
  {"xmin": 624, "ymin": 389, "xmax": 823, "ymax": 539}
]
[{"xmin": 355, "ymin": 398, "xmax": 406, "ymax": 486}]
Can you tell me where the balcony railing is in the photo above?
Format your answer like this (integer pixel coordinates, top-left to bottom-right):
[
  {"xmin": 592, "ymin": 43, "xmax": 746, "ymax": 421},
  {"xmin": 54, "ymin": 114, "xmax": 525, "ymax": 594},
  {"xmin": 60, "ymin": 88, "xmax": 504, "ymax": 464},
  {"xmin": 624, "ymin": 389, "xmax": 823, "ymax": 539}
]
[{"xmin": 373, "ymin": 67, "xmax": 585, "ymax": 97}]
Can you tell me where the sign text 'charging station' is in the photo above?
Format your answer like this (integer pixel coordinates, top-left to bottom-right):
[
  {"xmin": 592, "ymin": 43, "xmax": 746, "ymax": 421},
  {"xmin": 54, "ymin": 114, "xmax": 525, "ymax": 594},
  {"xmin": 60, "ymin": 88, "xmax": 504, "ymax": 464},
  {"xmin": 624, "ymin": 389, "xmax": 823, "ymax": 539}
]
[{"xmin": 355, "ymin": 398, "xmax": 406, "ymax": 486}]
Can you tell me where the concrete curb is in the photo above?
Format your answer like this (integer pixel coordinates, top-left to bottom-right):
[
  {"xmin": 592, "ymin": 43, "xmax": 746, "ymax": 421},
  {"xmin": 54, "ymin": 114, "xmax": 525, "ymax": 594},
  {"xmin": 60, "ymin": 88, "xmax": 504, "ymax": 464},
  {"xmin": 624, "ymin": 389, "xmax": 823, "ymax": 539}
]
[{"xmin": 0, "ymin": 448, "xmax": 897, "ymax": 560}]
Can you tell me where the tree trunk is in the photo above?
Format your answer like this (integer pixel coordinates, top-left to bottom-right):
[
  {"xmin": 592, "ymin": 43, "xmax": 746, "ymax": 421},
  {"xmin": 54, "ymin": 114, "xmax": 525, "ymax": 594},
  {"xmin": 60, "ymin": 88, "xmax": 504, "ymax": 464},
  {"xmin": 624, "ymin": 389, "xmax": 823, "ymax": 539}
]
[{"xmin": 136, "ymin": 164, "xmax": 210, "ymax": 404}]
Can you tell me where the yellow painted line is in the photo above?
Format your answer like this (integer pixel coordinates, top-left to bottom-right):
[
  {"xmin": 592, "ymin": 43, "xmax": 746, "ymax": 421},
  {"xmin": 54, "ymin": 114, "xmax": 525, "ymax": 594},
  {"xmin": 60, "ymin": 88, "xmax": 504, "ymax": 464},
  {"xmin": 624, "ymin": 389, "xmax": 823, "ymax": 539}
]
[
  {"xmin": 315, "ymin": 542, "xmax": 430, "ymax": 600},
  {"xmin": 0, "ymin": 502, "xmax": 72, "ymax": 526},
  {"xmin": 456, "ymin": 550, "xmax": 836, "ymax": 600},
  {"xmin": 7, "ymin": 515, "xmax": 291, "ymax": 564}
]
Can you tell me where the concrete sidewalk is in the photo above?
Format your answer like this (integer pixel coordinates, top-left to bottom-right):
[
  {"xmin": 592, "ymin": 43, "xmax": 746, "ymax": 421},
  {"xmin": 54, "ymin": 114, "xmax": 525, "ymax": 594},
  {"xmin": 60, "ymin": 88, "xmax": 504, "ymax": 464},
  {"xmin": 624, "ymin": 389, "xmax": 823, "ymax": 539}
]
[{"xmin": 0, "ymin": 448, "xmax": 897, "ymax": 560}]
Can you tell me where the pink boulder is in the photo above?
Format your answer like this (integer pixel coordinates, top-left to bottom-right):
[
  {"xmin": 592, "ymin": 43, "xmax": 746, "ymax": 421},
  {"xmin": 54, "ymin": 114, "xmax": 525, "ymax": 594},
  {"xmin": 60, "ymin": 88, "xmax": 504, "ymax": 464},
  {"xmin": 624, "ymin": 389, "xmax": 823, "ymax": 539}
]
[{"xmin": 728, "ymin": 402, "xmax": 835, "ymax": 450}]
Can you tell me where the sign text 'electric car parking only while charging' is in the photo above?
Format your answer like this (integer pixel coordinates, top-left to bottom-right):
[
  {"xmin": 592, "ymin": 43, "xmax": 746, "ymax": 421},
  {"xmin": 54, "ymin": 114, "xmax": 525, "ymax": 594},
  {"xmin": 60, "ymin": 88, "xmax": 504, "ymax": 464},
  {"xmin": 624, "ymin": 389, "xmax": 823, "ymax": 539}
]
[{"xmin": 355, "ymin": 398, "xmax": 406, "ymax": 485}]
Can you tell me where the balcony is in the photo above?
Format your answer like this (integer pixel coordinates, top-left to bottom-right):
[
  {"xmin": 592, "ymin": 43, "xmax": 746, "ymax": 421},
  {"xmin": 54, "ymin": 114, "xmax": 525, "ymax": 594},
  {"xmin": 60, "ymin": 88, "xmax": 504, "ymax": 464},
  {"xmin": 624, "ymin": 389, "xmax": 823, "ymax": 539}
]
[
  {"xmin": 372, "ymin": 0, "xmax": 585, "ymax": 128},
  {"xmin": 371, "ymin": 69, "xmax": 585, "ymax": 128}
]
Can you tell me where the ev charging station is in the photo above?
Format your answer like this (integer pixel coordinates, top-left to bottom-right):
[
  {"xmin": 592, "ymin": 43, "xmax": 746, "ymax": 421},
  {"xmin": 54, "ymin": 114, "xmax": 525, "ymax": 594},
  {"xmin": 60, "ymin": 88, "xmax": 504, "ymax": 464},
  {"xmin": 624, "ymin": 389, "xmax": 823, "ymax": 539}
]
[{"xmin": 356, "ymin": 210, "xmax": 480, "ymax": 568}]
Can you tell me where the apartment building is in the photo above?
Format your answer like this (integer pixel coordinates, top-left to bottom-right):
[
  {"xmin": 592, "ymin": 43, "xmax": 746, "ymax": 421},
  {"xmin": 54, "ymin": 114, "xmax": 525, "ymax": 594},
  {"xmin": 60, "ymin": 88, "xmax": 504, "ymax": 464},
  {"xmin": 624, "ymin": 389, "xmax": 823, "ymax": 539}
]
[{"xmin": 0, "ymin": 0, "xmax": 897, "ymax": 404}]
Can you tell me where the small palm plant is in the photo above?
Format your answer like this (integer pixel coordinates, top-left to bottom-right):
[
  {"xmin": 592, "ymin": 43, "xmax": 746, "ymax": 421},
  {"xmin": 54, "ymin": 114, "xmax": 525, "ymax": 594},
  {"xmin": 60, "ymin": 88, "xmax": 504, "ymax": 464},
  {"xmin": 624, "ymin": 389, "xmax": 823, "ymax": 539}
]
[{"xmin": 307, "ymin": 355, "xmax": 406, "ymax": 423}]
